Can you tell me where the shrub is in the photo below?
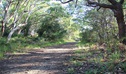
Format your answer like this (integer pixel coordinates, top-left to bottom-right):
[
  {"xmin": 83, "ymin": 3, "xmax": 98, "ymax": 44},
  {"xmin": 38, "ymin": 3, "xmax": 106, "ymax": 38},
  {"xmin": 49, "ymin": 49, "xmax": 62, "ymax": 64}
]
[{"xmin": 37, "ymin": 16, "xmax": 66, "ymax": 41}]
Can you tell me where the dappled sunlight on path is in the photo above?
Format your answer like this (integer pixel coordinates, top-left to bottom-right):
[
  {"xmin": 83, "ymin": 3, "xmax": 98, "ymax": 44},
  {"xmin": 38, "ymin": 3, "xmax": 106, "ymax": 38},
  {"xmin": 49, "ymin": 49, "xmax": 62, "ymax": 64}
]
[{"xmin": 0, "ymin": 42, "xmax": 78, "ymax": 74}]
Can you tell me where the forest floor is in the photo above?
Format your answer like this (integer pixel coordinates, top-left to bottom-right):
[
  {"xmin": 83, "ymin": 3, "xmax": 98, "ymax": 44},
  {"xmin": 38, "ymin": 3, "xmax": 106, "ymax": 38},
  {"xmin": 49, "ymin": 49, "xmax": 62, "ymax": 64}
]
[
  {"xmin": 0, "ymin": 42, "xmax": 78, "ymax": 74},
  {"xmin": 1, "ymin": 42, "xmax": 126, "ymax": 74}
]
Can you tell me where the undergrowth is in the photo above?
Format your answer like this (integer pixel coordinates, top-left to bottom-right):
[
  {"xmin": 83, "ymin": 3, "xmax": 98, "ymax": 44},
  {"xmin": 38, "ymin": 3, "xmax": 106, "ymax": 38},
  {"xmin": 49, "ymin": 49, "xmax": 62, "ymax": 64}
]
[
  {"xmin": 0, "ymin": 37, "xmax": 65, "ymax": 59},
  {"xmin": 68, "ymin": 42, "xmax": 126, "ymax": 74}
]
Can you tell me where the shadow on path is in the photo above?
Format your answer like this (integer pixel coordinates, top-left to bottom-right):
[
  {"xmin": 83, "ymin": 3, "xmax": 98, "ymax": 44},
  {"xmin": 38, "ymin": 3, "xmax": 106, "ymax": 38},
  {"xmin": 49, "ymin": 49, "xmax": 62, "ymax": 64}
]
[
  {"xmin": 45, "ymin": 42, "xmax": 77, "ymax": 49},
  {"xmin": 0, "ymin": 42, "xmax": 77, "ymax": 74}
]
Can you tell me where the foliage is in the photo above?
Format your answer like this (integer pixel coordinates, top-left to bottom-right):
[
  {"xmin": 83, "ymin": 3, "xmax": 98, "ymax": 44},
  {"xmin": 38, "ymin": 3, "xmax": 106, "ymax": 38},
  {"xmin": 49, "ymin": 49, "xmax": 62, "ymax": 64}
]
[
  {"xmin": 0, "ymin": 0, "xmax": 80, "ymax": 59},
  {"xmin": 68, "ymin": 68, "xmax": 75, "ymax": 74},
  {"xmin": 0, "ymin": 38, "xmax": 11, "ymax": 52},
  {"xmin": 80, "ymin": 29, "xmax": 93, "ymax": 43},
  {"xmin": 37, "ymin": 16, "xmax": 66, "ymax": 41},
  {"xmin": 1, "ymin": 0, "xmax": 126, "ymax": 73},
  {"xmin": 80, "ymin": 9, "xmax": 118, "ymax": 44},
  {"xmin": 0, "ymin": 36, "xmax": 66, "ymax": 59},
  {"xmin": 69, "ymin": 43, "xmax": 126, "ymax": 74}
]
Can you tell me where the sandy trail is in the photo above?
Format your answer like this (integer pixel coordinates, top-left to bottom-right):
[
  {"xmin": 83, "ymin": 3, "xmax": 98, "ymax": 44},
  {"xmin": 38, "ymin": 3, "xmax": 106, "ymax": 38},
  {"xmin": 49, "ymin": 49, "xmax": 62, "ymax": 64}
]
[{"xmin": 0, "ymin": 42, "xmax": 77, "ymax": 74}]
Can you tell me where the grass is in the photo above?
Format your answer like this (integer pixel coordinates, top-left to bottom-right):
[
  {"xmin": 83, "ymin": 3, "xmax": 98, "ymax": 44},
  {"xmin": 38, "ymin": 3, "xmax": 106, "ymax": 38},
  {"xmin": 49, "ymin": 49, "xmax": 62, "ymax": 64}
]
[
  {"xmin": 71, "ymin": 60, "xmax": 83, "ymax": 66},
  {"xmin": 68, "ymin": 43, "xmax": 126, "ymax": 74},
  {"xmin": 109, "ymin": 51, "xmax": 121, "ymax": 62},
  {"xmin": 85, "ymin": 69, "xmax": 100, "ymax": 74},
  {"xmin": 68, "ymin": 68, "xmax": 75, "ymax": 74}
]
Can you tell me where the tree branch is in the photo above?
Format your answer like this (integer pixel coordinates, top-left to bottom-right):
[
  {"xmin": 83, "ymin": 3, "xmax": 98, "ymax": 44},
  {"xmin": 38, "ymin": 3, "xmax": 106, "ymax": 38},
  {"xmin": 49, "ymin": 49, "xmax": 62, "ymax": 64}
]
[
  {"xmin": 75, "ymin": 0, "xmax": 78, "ymax": 7},
  {"xmin": 87, "ymin": 0, "xmax": 116, "ymax": 9},
  {"xmin": 108, "ymin": 0, "xmax": 117, "ymax": 5},
  {"xmin": 120, "ymin": 0, "xmax": 124, "ymax": 4},
  {"xmin": 60, "ymin": 0, "xmax": 73, "ymax": 4}
]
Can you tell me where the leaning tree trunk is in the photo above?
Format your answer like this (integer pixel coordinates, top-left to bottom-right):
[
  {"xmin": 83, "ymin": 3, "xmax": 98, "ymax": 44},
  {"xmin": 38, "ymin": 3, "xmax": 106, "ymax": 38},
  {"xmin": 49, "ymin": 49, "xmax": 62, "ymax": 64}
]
[
  {"xmin": 7, "ymin": 24, "xmax": 26, "ymax": 42},
  {"xmin": 114, "ymin": 3, "xmax": 126, "ymax": 44},
  {"xmin": 117, "ymin": 20, "xmax": 126, "ymax": 44}
]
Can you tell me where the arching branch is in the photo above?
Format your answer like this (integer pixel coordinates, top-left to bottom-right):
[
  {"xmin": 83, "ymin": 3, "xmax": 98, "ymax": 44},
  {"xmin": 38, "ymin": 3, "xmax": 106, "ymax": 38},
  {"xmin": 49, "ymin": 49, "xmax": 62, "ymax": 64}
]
[
  {"xmin": 75, "ymin": 0, "xmax": 78, "ymax": 7},
  {"xmin": 87, "ymin": 0, "xmax": 116, "ymax": 9},
  {"xmin": 60, "ymin": 0, "xmax": 73, "ymax": 4}
]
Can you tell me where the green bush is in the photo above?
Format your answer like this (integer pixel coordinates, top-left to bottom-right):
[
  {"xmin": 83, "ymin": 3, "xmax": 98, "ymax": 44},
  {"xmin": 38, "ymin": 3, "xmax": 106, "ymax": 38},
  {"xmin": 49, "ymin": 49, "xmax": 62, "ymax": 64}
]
[
  {"xmin": 0, "ymin": 38, "xmax": 11, "ymax": 58},
  {"xmin": 79, "ymin": 29, "xmax": 97, "ymax": 44},
  {"xmin": 37, "ymin": 16, "xmax": 66, "ymax": 41}
]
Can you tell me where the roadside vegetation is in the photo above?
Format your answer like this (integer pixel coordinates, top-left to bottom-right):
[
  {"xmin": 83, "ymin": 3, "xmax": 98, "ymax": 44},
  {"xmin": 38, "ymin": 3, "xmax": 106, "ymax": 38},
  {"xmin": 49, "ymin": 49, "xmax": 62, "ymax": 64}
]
[
  {"xmin": 0, "ymin": 37, "xmax": 66, "ymax": 59},
  {"xmin": 0, "ymin": 0, "xmax": 126, "ymax": 74},
  {"xmin": 0, "ymin": 0, "xmax": 79, "ymax": 59},
  {"xmin": 68, "ymin": 42, "xmax": 126, "ymax": 74}
]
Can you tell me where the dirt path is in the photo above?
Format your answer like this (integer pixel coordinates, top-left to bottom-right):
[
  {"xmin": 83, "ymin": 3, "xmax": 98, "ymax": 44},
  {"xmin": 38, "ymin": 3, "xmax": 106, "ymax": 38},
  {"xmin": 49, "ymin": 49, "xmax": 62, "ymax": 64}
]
[{"xmin": 0, "ymin": 42, "xmax": 77, "ymax": 74}]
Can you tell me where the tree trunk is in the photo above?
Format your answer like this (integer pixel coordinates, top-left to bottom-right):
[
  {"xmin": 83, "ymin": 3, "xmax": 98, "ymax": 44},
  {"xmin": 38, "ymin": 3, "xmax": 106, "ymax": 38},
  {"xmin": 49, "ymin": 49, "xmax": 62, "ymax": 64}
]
[
  {"xmin": 7, "ymin": 26, "xmax": 20, "ymax": 42},
  {"xmin": 116, "ymin": 19, "xmax": 125, "ymax": 39},
  {"xmin": 114, "ymin": 3, "xmax": 126, "ymax": 44},
  {"xmin": 1, "ymin": 21, "xmax": 6, "ymax": 36},
  {"xmin": 7, "ymin": 24, "xmax": 26, "ymax": 42},
  {"xmin": 1, "ymin": 21, "xmax": 4, "ymax": 36},
  {"xmin": 117, "ymin": 21, "xmax": 126, "ymax": 44}
]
